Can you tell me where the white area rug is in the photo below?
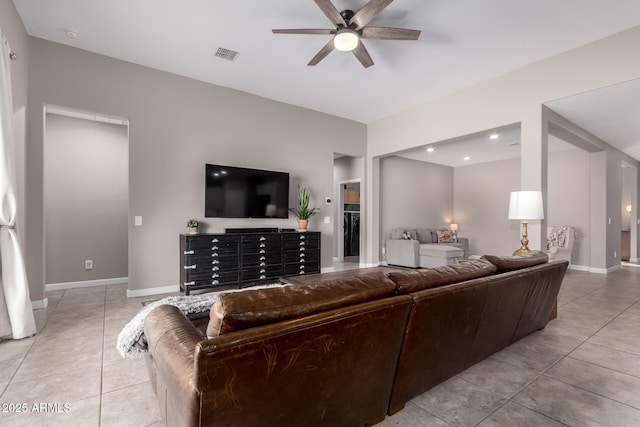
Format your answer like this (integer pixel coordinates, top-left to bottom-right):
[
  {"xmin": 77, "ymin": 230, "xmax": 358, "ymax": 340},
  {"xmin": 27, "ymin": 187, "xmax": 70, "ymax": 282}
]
[{"xmin": 116, "ymin": 283, "xmax": 285, "ymax": 358}]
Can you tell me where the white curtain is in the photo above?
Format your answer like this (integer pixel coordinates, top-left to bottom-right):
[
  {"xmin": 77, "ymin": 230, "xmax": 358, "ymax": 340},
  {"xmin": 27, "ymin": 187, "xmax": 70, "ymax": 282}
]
[{"xmin": 0, "ymin": 31, "xmax": 36, "ymax": 339}]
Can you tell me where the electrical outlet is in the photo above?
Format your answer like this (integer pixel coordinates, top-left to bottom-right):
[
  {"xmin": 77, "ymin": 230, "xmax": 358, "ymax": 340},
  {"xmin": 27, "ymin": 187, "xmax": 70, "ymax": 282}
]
[
  {"xmin": 613, "ymin": 251, "xmax": 617, "ymax": 259},
  {"xmin": 85, "ymin": 259, "xmax": 93, "ymax": 270}
]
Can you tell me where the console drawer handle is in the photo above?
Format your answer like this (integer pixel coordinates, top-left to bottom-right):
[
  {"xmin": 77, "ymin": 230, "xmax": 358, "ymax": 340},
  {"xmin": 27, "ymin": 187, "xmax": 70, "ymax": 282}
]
[
  {"xmin": 184, "ymin": 281, "xmax": 195, "ymax": 286},
  {"xmin": 212, "ymin": 274, "xmax": 219, "ymax": 278},
  {"xmin": 212, "ymin": 253, "xmax": 219, "ymax": 257},
  {"xmin": 299, "ymin": 270, "xmax": 305, "ymax": 275},
  {"xmin": 212, "ymin": 280, "xmax": 219, "ymax": 285},
  {"xmin": 300, "ymin": 248, "xmax": 305, "ymax": 252},
  {"xmin": 260, "ymin": 256, "xmax": 266, "ymax": 261},
  {"xmin": 212, "ymin": 267, "xmax": 219, "ymax": 271},
  {"xmin": 259, "ymin": 243, "xmax": 266, "ymax": 248},
  {"xmin": 300, "ymin": 235, "xmax": 305, "ymax": 240},
  {"xmin": 300, "ymin": 242, "xmax": 305, "ymax": 246},
  {"xmin": 259, "ymin": 275, "xmax": 266, "ymax": 280},
  {"xmin": 183, "ymin": 250, "xmax": 194, "ymax": 255},
  {"xmin": 259, "ymin": 250, "xmax": 265, "ymax": 254},
  {"xmin": 211, "ymin": 246, "xmax": 218, "ymax": 250},
  {"xmin": 212, "ymin": 260, "xmax": 219, "ymax": 265},
  {"xmin": 184, "ymin": 265, "xmax": 196, "ymax": 270},
  {"xmin": 260, "ymin": 262, "xmax": 266, "ymax": 266},
  {"xmin": 212, "ymin": 238, "xmax": 219, "ymax": 243},
  {"xmin": 260, "ymin": 269, "xmax": 266, "ymax": 273},
  {"xmin": 260, "ymin": 237, "xmax": 266, "ymax": 241},
  {"xmin": 300, "ymin": 265, "xmax": 305, "ymax": 270}
]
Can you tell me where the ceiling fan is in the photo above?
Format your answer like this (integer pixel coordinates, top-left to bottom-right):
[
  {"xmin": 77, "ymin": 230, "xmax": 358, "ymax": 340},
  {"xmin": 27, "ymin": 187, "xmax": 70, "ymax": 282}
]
[{"xmin": 272, "ymin": 0, "xmax": 421, "ymax": 68}]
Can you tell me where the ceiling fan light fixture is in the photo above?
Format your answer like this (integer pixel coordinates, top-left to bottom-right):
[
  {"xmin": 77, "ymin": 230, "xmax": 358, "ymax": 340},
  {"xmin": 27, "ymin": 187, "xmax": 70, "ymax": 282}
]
[{"xmin": 334, "ymin": 29, "xmax": 359, "ymax": 52}]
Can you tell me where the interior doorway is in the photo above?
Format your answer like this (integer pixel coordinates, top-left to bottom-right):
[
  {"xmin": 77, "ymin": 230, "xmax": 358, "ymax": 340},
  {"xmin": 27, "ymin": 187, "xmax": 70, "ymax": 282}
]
[
  {"xmin": 43, "ymin": 107, "xmax": 129, "ymax": 290},
  {"xmin": 333, "ymin": 154, "xmax": 364, "ymax": 270},
  {"xmin": 340, "ymin": 181, "xmax": 361, "ymax": 263}
]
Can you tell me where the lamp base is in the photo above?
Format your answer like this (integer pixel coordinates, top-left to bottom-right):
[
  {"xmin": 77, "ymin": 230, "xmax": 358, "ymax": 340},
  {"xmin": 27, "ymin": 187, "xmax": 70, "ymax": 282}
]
[{"xmin": 512, "ymin": 247, "xmax": 531, "ymax": 256}]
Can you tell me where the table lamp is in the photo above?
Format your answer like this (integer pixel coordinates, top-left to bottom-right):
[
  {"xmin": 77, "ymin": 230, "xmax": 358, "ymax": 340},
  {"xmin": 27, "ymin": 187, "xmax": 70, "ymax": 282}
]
[
  {"xmin": 450, "ymin": 223, "xmax": 458, "ymax": 242},
  {"xmin": 508, "ymin": 191, "xmax": 544, "ymax": 255}
]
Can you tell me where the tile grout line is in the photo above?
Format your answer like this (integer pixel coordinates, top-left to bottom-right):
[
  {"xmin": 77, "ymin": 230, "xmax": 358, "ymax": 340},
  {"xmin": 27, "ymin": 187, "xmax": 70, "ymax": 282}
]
[
  {"xmin": 0, "ymin": 289, "xmax": 66, "ymax": 400},
  {"xmin": 474, "ymin": 269, "xmax": 640, "ymax": 426}
]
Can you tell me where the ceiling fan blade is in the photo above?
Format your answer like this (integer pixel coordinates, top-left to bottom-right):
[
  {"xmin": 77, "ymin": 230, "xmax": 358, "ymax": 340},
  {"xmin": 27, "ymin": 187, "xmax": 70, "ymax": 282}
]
[
  {"xmin": 314, "ymin": 0, "xmax": 347, "ymax": 27},
  {"xmin": 352, "ymin": 41, "xmax": 374, "ymax": 68},
  {"xmin": 308, "ymin": 39, "xmax": 336, "ymax": 66},
  {"xmin": 352, "ymin": 0, "xmax": 394, "ymax": 29},
  {"xmin": 273, "ymin": 29, "xmax": 335, "ymax": 35},
  {"xmin": 361, "ymin": 26, "xmax": 421, "ymax": 40}
]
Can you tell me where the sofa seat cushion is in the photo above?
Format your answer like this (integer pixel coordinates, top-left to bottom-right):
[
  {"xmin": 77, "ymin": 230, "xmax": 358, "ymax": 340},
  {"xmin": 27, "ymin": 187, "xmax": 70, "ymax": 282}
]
[
  {"xmin": 207, "ymin": 272, "xmax": 397, "ymax": 337},
  {"xmin": 388, "ymin": 259, "xmax": 497, "ymax": 294},
  {"xmin": 419, "ymin": 244, "xmax": 463, "ymax": 257},
  {"xmin": 482, "ymin": 251, "xmax": 548, "ymax": 273}
]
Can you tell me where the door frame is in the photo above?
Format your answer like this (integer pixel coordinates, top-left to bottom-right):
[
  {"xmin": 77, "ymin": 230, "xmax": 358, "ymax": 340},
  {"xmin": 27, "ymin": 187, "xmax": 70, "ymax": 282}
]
[{"xmin": 337, "ymin": 178, "xmax": 361, "ymax": 262}]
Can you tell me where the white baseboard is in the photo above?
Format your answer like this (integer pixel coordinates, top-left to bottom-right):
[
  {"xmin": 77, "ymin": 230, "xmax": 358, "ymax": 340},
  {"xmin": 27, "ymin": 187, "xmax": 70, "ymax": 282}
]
[
  {"xmin": 359, "ymin": 262, "xmax": 379, "ymax": 268},
  {"xmin": 126, "ymin": 284, "xmax": 179, "ymax": 298},
  {"xmin": 321, "ymin": 267, "xmax": 335, "ymax": 273},
  {"xmin": 31, "ymin": 298, "xmax": 48, "ymax": 310},
  {"xmin": 46, "ymin": 277, "xmax": 128, "ymax": 292},
  {"xmin": 588, "ymin": 264, "xmax": 623, "ymax": 274},
  {"xmin": 569, "ymin": 264, "xmax": 589, "ymax": 272},
  {"xmin": 631, "ymin": 258, "xmax": 639, "ymax": 263}
]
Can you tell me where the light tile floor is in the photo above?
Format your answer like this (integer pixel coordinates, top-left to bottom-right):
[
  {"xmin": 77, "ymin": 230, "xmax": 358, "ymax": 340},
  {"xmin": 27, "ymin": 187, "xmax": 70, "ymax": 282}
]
[{"xmin": 0, "ymin": 264, "xmax": 639, "ymax": 426}]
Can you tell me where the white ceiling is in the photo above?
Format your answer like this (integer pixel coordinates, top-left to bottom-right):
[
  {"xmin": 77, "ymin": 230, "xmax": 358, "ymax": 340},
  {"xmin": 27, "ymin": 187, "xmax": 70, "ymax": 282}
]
[
  {"xmin": 13, "ymin": 0, "xmax": 640, "ymax": 126},
  {"xmin": 545, "ymin": 79, "xmax": 640, "ymax": 162},
  {"xmin": 395, "ymin": 126, "xmax": 578, "ymax": 167}
]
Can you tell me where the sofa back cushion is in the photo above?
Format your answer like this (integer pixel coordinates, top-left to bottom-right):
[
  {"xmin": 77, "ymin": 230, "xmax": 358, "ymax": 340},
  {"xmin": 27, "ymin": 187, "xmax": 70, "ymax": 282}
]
[
  {"xmin": 416, "ymin": 228, "xmax": 436, "ymax": 243},
  {"xmin": 388, "ymin": 259, "xmax": 497, "ymax": 294},
  {"xmin": 481, "ymin": 251, "xmax": 548, "ymax": 273},
  {"xmin": 206, "ymin": 272, "xmax": 397, "ymax": 337}
]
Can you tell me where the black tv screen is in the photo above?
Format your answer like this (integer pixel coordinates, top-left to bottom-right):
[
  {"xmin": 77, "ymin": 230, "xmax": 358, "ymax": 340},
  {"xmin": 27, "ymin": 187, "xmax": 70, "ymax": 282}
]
[{"xmin": 205, "ymin": 164, "xmax": 290, "ymax": 218}]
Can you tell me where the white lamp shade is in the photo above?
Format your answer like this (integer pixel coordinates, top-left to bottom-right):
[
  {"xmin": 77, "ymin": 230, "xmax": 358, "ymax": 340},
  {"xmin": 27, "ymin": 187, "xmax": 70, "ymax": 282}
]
[
  {"xmin": 450, "ymin": 223, "xmax": 458, "ymax": 231},
  {"xmin": 508, "ymin": 191, "xmax": 544, "ymax": 220},
  {"xmin": 334, "ymin": 30, "xmax": 359, "ymax": 51}
]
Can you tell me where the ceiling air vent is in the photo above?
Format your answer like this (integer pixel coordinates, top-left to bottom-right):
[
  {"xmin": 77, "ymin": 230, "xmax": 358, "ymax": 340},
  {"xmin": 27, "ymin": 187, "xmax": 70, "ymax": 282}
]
[{"xmin": 215, "ymin": 47, "xmax": 239, "ymax": 61}]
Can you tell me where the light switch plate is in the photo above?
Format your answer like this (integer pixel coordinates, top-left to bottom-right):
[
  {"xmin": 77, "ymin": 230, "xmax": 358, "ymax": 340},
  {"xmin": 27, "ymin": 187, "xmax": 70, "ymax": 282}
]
[
  {"xmin": 324, "ymin": 216, "xmax": 331, "ymax": 224},
  {"xmin": 134, "ymin": 216, "xmax": 143, "ymax": 226}
]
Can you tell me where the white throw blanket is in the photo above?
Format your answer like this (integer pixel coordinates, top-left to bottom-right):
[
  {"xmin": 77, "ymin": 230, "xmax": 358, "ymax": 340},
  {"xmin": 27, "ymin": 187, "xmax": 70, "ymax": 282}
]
[{"xmin": 117, "ymin": 283, "xmax": 285, "ymax": 358}]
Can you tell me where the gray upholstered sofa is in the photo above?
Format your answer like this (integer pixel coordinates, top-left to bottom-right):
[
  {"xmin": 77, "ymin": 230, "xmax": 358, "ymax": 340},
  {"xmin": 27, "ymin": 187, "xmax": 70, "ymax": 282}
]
[{"xmin": 386, "ymin": 227, "xmax": 469, "ymax": 268}]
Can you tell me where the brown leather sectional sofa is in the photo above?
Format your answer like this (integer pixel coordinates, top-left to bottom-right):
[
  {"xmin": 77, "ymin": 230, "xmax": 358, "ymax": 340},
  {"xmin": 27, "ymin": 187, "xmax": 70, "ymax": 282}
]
[{"xmin": 144, "ymin": 251, "xmax": 567, "ymax": 427}]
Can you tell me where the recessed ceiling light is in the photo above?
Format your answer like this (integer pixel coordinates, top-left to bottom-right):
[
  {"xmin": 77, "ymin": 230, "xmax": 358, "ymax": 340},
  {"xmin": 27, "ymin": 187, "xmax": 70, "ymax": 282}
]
[
  {"xmin": 426, "ymin": 147, "xmax": 435, "ymax": 152},
  {"xmin": 65, "ymin": 29, "xmax": 79, "ymax": 38},
  {"xmin": 489, "ymin": 134, "xmax": 499, "ymax": 140},
  {"xmin": 463, "ymin": 156, "xmax": 471, "ymax": 161}
]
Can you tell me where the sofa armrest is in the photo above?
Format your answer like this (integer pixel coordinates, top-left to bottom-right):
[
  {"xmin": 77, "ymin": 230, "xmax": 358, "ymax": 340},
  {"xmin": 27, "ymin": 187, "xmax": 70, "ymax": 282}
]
[
  {"xmin": 386, "ymin": 239, "xmax": 420, "ymax": 268},
  {"xmin": 457, "ymin": 237, "xmax": 469, "ymax": 259},
  {"xmin": 144, "ymin": 305, "xmax": 205, "ymax": 427}
]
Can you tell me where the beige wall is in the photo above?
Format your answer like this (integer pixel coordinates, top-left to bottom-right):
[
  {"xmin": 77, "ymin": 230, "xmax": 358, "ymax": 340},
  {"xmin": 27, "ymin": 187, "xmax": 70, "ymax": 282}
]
[
  {"xmin": 44, "ymin": 113, "xmax": 128, "ymax": 284},
  {"xmin": 380, "ymin": 156, "xmax": 453, "ymax": 260},
  {"xmin": 547, "ymin": 149, "xmax": 591, "ymax": 267},
  {"xmin": 0, "ymin": 1, "xmax": 29, "ymax": 283},
  {"xmin": 367, "ymin": 26, "xmax": 640, "ymax": 267},
  {"xmin": 622, "ymin": 167, "xmax": 634, "ymax": 231},
  {"xmin": 27, "ymin": 38, "xmax": 366, "ymax": 296},
  {"xmin": 454, "ymin": 149, "xmax": 592, "ymax": 266},
  {"xmin": 454, "ymin": 158, "xmax": 521, "ymax": 257}
]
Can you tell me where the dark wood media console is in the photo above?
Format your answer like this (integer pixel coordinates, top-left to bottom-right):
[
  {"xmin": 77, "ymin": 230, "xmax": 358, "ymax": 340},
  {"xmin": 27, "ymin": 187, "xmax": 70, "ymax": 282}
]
[{"xmin": 180, "ymin": 230, "xmax": 321, "ymax": 295}]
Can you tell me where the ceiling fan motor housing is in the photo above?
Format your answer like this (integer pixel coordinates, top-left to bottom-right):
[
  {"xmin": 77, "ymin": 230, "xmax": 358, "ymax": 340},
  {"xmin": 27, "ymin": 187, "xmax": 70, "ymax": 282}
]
[{"xmin": 340, "ymin": 9, "xmax": 355, "ymax": 25}]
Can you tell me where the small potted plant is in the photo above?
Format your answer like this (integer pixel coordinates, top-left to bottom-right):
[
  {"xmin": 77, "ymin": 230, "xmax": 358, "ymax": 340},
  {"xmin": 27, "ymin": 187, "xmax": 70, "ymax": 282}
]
[
  {"xmin": 186, "ymin": 218, "xmax": 200, "ymax": 234},
  {"xmin": 289, "ymin": 184, "xmax": 320, "ymax": 231}
]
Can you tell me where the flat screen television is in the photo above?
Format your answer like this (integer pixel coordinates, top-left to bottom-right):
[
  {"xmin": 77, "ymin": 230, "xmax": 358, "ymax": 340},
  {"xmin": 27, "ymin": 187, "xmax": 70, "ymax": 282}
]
[{"xmin": 205, "ymin": 164, "xmax": 290, "ymax": 218}]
